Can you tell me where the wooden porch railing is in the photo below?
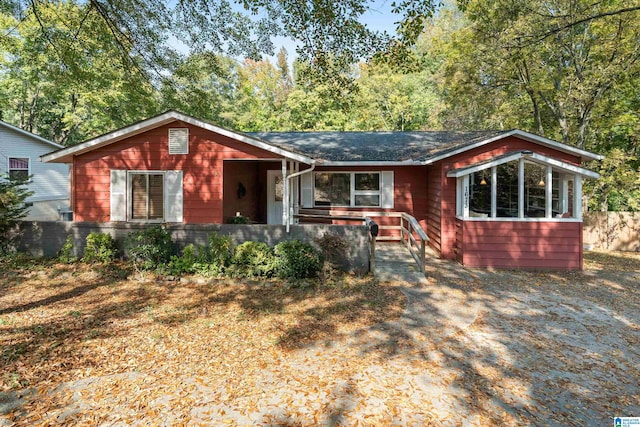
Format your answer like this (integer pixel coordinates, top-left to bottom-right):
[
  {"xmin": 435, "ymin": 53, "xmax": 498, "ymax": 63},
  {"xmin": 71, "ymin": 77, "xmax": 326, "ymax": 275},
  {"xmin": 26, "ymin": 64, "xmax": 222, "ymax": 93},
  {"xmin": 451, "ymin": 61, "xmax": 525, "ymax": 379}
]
[{"xmin": 400, "ymin": 212, "xmax": 429, "ymax": 276}]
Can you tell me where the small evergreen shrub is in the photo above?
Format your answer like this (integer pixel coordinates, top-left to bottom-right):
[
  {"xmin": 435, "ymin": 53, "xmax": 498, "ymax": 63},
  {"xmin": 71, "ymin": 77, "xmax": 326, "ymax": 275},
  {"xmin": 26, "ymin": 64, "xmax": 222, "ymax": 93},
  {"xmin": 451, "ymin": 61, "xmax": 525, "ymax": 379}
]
[
  {"xmin": 124, "ymin": 226, "xmax": 175, "ymax": 271},
  {"xmin": 82, "ymin": 232, "xmax": 117, "ymax": 263},
  {"xmin": 58, "ymin": 235, "xmax": 77, "ymax": 264},
  {"xmin": 229, "ymin": 241, "xmax": 276, "ymax": 278},
  {"xmin": 167, "ymin": 243, "xmax": 197, "ymax": 276},
  {"xmin": 274, "ymin": 240, "xmax": 321, "ymax": 280},
  {"xmin": 227, "ymin": 215, "xmax": 251, "ymax": 224},
  {"xmin": 205, "ymin": 232, "xmax": 234, "ymax": 268},
  {"xmin": 194, "ymin": 232, "xmax": 234, "ymax": 277},
  {"xmin": 0, "ymin": 174, "xmax": 34, "ymax": 252}
]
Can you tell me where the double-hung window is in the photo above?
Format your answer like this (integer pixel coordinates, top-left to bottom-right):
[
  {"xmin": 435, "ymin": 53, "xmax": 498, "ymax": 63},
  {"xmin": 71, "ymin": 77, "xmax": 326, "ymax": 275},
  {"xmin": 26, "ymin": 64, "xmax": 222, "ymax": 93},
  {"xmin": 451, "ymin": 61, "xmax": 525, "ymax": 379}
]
[
  {"xmin": 130, "ymin": 172, "xmax": 165, "ymax": 221},
  {"xmin": 8, "ymin": 157, "xmax": 29, "ymax": 180}
]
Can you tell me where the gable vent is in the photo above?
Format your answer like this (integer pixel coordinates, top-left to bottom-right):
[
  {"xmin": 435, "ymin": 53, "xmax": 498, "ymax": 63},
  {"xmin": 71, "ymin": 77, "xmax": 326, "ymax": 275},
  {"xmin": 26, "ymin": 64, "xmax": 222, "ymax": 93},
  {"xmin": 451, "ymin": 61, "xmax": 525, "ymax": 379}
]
[{"xmin": 168, "ymin": 128, "xmax": 189, "ymax": 154}]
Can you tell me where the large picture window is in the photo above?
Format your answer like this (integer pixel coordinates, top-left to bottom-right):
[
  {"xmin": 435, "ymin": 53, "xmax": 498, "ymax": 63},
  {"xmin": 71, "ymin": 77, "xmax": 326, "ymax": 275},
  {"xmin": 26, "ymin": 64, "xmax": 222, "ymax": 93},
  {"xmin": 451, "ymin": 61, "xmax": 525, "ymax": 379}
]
[
  {"xmin": 314, "ymin": 172, "xmax": 381, "ymax": 207},
  {"xmin": 130, "ymin": 172, "xmax": 164, "ymax": 220},
  {"xmin": 454, "ymin": 155, "xmax": 589, "ymax": 221},
  {"xmin": 8, "ymin": 157, "xmax": 29, "ymax": 181}
]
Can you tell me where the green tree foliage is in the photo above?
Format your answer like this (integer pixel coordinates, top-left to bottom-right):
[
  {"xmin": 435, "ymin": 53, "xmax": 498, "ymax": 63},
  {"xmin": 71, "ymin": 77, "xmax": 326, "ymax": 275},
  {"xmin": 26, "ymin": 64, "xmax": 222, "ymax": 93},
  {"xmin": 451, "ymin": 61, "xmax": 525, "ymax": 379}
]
[
  {"xmin": 432, "ymin": 0, "xmax": 640, "ymax": 210},
  {"xmin": 0, "ymin": 2, "xmax": 159, "ymax": 145},
  {"xmin": 348, "ymin": 62, "xmax": 438, "ymax": 130},
  {"xmin": 160, "ymin": 52, "xmax": 237, "ymax": 126},
  {"xmin": 0, "ymin": 175, "xmax": 33, "ymax": 251}
]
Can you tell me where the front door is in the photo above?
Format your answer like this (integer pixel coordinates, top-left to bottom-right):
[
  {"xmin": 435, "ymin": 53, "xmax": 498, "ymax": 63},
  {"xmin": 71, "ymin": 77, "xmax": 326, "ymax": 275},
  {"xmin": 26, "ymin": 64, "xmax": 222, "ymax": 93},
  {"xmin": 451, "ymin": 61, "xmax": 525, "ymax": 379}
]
[{"xmin": 267, "ymin": 170, "xmax": 284, "ymax": 224}]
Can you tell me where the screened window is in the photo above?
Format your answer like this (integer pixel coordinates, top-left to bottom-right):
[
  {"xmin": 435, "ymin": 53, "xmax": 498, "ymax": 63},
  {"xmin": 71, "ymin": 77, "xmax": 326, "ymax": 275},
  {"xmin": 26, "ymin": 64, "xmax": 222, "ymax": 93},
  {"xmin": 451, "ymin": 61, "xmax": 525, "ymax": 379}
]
[
  {"xmin": 314, "ymin": 172, "xmax": 381, "ymax": 207},
  {"xmin": 131, "ymin": 173, "xmax": 164, "ymax": 220},
  {"xmin": 8, "ymin": 157, "xmax": 29, "ymax": 181}
]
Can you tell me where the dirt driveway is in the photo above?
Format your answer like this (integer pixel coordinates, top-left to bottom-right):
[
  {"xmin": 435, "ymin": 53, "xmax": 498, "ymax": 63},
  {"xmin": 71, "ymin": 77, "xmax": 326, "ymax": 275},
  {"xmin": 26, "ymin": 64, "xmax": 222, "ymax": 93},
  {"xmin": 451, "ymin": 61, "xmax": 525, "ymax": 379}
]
[{"xmin": 1, "ymin": 251, "xmax": 639, "ymax": 426}]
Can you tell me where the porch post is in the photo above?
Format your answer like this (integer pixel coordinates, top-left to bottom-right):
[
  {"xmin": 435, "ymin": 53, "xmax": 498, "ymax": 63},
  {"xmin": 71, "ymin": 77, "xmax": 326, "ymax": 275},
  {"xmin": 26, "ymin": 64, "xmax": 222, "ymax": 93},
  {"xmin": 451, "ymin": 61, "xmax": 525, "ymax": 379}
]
[
  {"xmin": 574, "ymin": 175, "xmax": 583, "ymax": 220},
  {"xmin": 518, "ymin": 158, "xmax": 525, "ymax": 218},
  {"xmin": 282, "ymin": 159, "xmax": 288, "ymax": 226}
]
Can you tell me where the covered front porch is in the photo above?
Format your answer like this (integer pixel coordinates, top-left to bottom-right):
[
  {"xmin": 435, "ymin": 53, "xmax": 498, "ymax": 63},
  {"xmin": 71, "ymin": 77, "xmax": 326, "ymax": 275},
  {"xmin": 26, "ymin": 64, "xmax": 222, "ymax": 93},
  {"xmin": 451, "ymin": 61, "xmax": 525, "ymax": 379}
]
[{"xmin": 222, "ymin": 159, "xmax": 306, "ymax": 225}]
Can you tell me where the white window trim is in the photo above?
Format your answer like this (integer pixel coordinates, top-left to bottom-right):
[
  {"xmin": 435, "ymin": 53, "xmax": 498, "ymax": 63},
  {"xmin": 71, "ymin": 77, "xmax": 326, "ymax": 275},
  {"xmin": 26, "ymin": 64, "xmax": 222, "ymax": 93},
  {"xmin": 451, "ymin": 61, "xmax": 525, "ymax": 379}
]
[
  {"xmin": 7, "ymin": 156, "xmax": 31, "ymax": 179},
  {"xmin": 313, "ymin": 171, "xmax": 382, "ymax": 208},
  {"xmin": 455, "ymin": 160, "xmax": 584, "ymax": 222},
  {"xmin": 127, "ymin": 170, "xmax": 166, "ymax": 223}
]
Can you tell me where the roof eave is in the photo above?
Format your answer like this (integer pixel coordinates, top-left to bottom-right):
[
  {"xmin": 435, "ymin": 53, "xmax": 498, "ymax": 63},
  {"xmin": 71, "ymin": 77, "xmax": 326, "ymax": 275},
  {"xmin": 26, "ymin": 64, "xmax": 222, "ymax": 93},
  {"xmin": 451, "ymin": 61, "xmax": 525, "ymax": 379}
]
[
  {"xmin": 446, "ymin": 150, "xmax": 600, "ymax": 179},
  {"xmin": 424, "ymin": 129, "xmax": 603, "ymax": 164},
  {"xmin": 320, "ymin": 160, "xmax": 423, "ymax": 166},
  {"xmin": 41, "ymin": 111, "xmax": 314, "ymax": 165},
  {"xmin": 1, "ymin": 121, "xmax": 64, "ymax": 150}
]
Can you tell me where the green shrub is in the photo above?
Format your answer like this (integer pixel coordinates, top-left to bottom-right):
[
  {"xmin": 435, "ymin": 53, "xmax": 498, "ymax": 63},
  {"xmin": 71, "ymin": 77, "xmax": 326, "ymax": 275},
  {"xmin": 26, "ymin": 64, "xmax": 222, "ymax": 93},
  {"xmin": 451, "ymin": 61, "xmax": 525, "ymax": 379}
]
[
  {"xmin": 205, "ymin": 232, "xmax": 234, "ymax": 268},
  {"xmin": 227, "ymin": 215, "xmax": 251, "ymax": 224},
  {"xmin": 189, "ymin": 232, "xmax": 234, "ymax": 277},
  {"xmin": 58, "ymin": 235, "xmax": 77, "ymax": 264},
  {"xmin": 229, "ymin": 241, "xmax": 276, "ymax": 278},
  {"xmin": 124, "ymin": 226, "xmax": 175, "ymax": 271},
  {"xmin": 167, "ymin": 243, "xmax": 197, "ymax": 276},
  {"xmin": 0, "ymin": 174, "xmax": 34, "ymax": 252},
  {"xmin": 82, "ymin": 232, "xmax": 117, "ymax": 263},
  {"xmin": 274, "ymin": 240, "xmax": 321, "ymax": 280}
]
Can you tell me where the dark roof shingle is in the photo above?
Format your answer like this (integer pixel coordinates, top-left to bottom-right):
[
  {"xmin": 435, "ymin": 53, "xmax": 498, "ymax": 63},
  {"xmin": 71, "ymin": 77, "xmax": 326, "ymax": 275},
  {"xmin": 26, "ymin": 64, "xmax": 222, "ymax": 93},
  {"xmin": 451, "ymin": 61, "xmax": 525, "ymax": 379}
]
[{"xmin": 247, "ymin": 131, "xmax": 506, "ymax": 162}]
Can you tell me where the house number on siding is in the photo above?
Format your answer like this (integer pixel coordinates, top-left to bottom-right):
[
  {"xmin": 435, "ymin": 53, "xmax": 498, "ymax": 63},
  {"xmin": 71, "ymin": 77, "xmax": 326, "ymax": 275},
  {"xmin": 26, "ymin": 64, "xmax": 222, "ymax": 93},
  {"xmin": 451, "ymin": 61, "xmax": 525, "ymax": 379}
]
[{"xmin": 464, "ymin": 185, "xmax": 469, "ymax": 209}]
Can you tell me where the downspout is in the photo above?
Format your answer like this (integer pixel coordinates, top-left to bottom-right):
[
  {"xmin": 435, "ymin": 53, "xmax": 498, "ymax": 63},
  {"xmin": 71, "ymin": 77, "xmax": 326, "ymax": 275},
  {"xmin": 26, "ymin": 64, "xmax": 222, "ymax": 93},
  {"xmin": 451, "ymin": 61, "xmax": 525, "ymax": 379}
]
[{"xmin": 285, "ymin": 161, "xmax": 316, "ymax": 233}]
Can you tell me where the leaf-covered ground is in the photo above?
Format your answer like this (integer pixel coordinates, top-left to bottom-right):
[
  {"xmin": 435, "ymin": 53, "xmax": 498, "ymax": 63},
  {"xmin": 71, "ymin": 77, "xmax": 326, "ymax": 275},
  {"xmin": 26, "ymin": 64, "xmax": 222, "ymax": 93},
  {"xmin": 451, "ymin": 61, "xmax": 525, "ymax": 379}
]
[{"xmin": 1, "ymin": 250, "xmax": 639, "ymax": 426}]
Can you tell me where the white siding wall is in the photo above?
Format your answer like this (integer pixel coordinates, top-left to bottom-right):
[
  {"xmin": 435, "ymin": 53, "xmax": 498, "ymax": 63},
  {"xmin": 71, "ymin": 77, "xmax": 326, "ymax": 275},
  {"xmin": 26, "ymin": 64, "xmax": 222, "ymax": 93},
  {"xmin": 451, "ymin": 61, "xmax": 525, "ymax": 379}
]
[{"xmin": 0, "ymin": 124, "xmax": 70, "ymax": 204}]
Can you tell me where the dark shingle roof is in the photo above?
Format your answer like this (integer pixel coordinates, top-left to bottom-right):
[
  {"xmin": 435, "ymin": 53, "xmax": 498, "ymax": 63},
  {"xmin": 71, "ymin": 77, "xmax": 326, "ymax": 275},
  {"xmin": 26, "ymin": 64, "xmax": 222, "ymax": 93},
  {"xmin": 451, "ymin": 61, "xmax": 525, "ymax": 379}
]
[{"xmin": 247, "ymin": 131, "xmax": 506, "ymax": 162}]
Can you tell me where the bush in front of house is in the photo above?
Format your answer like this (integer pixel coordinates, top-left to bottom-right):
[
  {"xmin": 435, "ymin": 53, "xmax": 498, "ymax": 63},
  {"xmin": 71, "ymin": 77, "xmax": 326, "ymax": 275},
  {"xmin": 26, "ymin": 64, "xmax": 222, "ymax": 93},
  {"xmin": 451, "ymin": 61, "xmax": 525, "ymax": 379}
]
[
  {"xmin": 192, "ymin": 232, "xmax": 234, "ymax": 277},
  {"xmin": 58, "ymin": 235, "xmax": 77, "ymax": 264},
  {"xmin": 82, "ymin": 232, "xmax": 117, "ymax": 263},
  {"xmin": 167, "ymin": 243, "xmax": 197, "ymax": 276},
  {"xmin": 226, "ymin": 215, "xmax": 251, "ymax": 224},
  {"xmin": 274, "ymin": 240, "xmax": 321, "ymax": 280},
  {"xmin": 124, "ymin": 226, "xmax": 175, "ymax": 271},
  {"xmin": 228, "ymin": 241, "xmax": 276, "ymax": 278}
]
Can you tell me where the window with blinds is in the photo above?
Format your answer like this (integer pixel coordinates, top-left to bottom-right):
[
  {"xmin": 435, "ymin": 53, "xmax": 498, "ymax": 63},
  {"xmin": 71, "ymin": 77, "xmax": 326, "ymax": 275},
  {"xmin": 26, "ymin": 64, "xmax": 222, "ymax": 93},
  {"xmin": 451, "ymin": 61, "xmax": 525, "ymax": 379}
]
[
  {"xmin": 8, "ymin": 157, "xmax": 29, "ymax": 180},
  {"xmin": 168, "ymin": 128, "xmax": 189, "ymax": 154},
  {"xmin": 131, "ymin": 173, "xmax": 164, "ymax": 220}
]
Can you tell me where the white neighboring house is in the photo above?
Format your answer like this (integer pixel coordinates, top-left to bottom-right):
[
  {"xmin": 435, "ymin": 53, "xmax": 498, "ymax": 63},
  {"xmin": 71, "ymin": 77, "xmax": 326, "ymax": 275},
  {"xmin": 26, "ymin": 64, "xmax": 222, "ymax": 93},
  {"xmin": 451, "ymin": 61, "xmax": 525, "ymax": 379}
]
[{"xmin": 0, "ymin": 120, "xmax": 70, "ymax": 221}]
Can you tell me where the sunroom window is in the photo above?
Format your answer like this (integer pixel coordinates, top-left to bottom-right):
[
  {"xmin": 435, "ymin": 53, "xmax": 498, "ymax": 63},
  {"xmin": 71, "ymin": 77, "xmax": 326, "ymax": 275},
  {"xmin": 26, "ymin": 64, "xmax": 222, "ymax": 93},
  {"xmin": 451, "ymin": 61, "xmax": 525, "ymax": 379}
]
[{"xmin": 455, "ymin": 156, "xmax": 587, "ymax": 220}]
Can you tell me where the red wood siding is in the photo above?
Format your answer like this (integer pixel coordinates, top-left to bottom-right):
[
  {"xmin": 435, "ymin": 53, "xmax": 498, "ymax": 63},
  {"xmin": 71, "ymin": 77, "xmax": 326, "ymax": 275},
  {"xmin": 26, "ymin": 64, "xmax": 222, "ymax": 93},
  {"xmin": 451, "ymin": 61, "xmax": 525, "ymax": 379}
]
[
  {"xmin": 460, "ymin": 220, "xmax": 583, "ymax": 269},
  {"xmin": 455, "ymin": 218, "xmax": 463, "ymax": 263},
  {"xmin": 435, "ymin": 136, "xmax": 584, "ymax": 261},
  {"xmin": 308, "ymin": 166, "xmax": 427, "ymax": 239},
  {"xmin": 425, "ymin": 165, "xmax": 442, "ymax": 255},
  {"xmin": 73, "ymin": 121, "xmax": 283, "ymax": 223}
]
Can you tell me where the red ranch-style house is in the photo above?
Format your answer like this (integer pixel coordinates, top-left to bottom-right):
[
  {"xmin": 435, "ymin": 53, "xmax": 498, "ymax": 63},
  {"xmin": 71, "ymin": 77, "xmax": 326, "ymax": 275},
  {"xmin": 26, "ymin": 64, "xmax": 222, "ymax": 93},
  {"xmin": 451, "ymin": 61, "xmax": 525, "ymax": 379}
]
[{"xmin": 41, "ymin": 111, "xmax": 602, "ymax": 270}]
